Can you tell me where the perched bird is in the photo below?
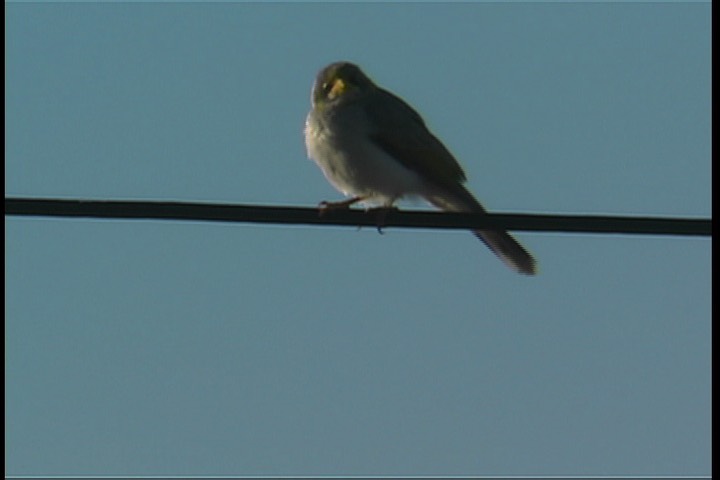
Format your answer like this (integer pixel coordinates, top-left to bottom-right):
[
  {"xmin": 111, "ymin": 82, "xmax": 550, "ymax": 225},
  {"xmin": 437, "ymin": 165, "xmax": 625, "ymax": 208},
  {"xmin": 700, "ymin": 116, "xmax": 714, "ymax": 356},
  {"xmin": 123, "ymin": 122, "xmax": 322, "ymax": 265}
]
[{"xmin": 304, "ymin": 61, "xmax": 537, "ymax": 275}]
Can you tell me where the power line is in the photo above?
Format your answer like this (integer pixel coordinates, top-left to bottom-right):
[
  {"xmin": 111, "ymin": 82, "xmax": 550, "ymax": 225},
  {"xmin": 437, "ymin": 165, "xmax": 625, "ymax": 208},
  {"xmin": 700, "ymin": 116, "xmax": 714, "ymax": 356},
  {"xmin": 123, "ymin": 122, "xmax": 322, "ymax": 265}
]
[{"xmin": 4, "ymin": 197, "xmax": 711, "ymax": 237}]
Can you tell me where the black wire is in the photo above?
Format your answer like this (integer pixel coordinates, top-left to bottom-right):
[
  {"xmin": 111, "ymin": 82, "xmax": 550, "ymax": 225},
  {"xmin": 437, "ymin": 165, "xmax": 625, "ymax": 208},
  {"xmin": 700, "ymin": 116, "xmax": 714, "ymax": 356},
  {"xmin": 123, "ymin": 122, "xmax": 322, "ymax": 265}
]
[{"xmin": 4, "ymin": 197, "xmax": 711, "ymax": 236}]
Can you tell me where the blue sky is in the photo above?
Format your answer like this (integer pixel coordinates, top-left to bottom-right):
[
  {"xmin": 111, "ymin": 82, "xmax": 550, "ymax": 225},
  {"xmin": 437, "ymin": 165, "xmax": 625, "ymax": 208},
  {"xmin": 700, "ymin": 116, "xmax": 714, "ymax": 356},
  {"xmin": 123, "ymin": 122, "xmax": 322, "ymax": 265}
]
[{"xmin": 5, "ymin": 2, "xmax": 711, "ymax": 476}]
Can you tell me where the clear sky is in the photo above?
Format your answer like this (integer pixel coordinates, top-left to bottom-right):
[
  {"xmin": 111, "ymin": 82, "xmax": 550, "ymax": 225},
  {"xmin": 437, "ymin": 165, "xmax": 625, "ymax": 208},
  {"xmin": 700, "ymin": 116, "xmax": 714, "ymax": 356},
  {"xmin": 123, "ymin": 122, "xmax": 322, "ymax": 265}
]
[{"xmin": 5, "ymin": 2, "xmax": 711, "ymax": 476}]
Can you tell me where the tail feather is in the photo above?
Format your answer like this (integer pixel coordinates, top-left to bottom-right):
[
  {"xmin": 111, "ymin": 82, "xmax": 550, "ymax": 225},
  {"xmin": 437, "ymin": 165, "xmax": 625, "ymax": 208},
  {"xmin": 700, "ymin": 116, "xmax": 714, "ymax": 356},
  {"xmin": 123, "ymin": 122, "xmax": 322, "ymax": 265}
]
[
  {"xmin": 471, "ymin": 229, "xmax": 537, "ymax": 275},
  {"xmin": 425, "ymin": 186, "xmax": 537, "ymax": 275}
]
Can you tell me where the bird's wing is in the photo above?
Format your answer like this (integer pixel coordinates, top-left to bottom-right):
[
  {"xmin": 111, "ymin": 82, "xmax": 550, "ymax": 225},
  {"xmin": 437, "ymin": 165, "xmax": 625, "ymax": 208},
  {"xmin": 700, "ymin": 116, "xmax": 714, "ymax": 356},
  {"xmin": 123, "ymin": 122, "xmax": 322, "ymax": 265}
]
[{"xmin": 365, "ymin": 88, "xmax": 467, "ymax": 188}]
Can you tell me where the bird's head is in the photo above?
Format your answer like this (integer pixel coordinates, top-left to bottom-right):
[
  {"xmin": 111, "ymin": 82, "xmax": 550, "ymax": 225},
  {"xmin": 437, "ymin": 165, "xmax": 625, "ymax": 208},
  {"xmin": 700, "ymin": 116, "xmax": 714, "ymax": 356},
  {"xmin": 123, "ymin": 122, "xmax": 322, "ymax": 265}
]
[{"xmin": 311, "ymin": 61, "xmax": 375, "ymax": 110}]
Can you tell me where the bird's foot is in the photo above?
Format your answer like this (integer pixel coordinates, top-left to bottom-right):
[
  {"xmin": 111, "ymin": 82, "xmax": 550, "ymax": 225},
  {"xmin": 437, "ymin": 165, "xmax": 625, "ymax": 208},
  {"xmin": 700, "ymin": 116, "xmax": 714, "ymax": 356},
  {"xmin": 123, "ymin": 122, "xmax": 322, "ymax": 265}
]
[
  {"xmin": 318, "ymin": 196, "xmax": 365, "ymax": 216},
  {"xmin": 368, "ymin": 205, "xmax": 399, "ymax": 234}
]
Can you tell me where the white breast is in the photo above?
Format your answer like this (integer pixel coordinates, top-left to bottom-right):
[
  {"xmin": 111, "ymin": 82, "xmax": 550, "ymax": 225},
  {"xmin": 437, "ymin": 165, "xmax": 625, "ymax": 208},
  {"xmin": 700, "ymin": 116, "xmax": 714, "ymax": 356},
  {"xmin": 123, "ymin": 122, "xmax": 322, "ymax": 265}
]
[{"xmin": 305, "ymin": 106, "xmax": 426, "ymax": 207}]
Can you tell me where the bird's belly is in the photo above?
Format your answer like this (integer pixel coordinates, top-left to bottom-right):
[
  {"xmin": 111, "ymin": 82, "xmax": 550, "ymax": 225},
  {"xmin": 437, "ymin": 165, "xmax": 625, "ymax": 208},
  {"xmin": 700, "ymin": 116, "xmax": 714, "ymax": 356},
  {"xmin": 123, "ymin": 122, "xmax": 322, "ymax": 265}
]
[{"xmin": 308, "ymin": 131, "xmax": 425, "ymax": 206}]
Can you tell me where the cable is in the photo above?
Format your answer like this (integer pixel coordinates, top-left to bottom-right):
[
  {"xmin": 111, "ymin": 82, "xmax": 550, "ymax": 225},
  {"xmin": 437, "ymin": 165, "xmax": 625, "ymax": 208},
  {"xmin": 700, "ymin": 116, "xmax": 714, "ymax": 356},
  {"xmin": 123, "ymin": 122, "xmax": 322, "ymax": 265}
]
[{"xmin": 4, "ymin": 197, "xmax": 711, "ymax": 236}]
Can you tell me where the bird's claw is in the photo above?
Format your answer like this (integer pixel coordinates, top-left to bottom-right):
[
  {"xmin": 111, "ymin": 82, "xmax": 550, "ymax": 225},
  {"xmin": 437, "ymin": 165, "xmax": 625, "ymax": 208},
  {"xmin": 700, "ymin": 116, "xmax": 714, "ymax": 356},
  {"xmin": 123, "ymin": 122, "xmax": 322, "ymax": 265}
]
[
  {"xmin": 316, "ymin": 199, "xmax": 397, "ymax": 234},
  {"xmin": 369, "ymin": 206, "xmax": 399, "ymax": 234},
  {"xmin": 317, "ymin": 197, "xmax": 363, "ymax": 217}
]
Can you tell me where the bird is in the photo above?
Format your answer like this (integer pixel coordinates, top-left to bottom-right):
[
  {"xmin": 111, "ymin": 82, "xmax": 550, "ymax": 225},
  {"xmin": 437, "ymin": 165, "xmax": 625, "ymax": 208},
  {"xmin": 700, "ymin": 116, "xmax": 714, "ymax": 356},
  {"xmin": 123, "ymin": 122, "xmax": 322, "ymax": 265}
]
[{"xmin": 304, "ymin": 61, "xmax": 537, "ymax": 275}]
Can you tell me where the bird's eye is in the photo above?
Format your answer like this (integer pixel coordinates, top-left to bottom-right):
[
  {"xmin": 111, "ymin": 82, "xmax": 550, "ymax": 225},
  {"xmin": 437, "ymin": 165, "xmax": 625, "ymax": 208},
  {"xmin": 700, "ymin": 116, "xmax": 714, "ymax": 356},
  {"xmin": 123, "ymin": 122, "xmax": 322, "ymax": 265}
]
[{"xmin": 322, "ymin": 81, "xmax": 333, "ymax": 94}]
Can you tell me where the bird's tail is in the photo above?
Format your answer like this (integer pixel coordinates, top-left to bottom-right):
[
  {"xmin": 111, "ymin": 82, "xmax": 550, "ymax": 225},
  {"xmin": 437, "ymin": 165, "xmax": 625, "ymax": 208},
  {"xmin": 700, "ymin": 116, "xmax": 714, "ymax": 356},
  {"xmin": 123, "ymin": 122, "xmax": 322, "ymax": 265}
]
[{"xmin": 425, "ymin": 186, "xmax": 537, "ymax": 275}]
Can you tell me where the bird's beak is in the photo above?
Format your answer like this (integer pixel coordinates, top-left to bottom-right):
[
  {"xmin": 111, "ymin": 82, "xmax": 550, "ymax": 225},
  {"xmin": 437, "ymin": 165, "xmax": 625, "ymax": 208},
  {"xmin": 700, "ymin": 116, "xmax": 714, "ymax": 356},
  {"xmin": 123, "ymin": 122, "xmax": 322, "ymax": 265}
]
[{"xmin": 328, "ymin": 78, "xmax": 346, "ymax": 99}]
